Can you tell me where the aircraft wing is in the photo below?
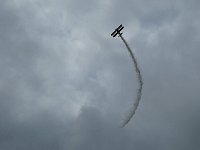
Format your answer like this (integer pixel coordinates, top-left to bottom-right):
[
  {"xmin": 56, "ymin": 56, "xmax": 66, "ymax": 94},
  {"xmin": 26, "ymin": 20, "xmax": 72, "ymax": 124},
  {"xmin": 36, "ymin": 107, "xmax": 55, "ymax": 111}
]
[
  {"xmin": 116, "ymin": 24, "xmax": 122, "ymax": 30},
  {"xmin": 112, "ymin": 31, "xmax": 118, "ymax": 37},
  {"xmin": 111, "ymin": 30, "xmax": 119, "ymax": 37},
  {"xmin": 118, "ymin": 26, "xmax": 124, "ymax": 32}
]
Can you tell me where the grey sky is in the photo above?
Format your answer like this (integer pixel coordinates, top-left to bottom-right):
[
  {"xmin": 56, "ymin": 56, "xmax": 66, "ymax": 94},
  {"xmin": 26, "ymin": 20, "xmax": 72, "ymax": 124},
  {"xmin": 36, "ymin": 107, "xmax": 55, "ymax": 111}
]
[{"xmin": 0, "ymin": 0, "xmax": 200, "ymax": 149}]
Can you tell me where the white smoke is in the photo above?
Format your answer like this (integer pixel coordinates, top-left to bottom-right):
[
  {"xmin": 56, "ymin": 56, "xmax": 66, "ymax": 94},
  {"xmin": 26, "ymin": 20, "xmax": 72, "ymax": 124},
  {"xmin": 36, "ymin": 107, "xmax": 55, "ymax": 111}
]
[{"xmin": 119, "ymin": 35, "xmax": 143, "ymax": 128}]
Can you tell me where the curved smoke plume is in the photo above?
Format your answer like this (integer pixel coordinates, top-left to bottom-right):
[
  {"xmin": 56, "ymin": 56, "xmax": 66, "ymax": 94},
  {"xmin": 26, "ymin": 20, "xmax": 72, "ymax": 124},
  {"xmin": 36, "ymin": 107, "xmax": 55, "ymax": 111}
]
[{"xmin": 119, "ymin": 35, "xmax": 143, "ymax": 128}]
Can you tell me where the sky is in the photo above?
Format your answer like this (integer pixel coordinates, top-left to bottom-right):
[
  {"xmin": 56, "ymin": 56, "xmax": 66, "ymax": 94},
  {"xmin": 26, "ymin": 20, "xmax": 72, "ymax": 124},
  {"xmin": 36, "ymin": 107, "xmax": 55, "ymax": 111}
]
[{"xmin": 0, "ymin": 0, "xmax": 200, "ymax": 149}]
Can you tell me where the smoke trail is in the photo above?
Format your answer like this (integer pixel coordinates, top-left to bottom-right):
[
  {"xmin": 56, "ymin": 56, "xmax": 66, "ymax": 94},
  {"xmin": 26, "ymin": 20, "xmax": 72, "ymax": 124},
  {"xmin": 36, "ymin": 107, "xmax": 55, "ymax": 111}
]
[{"xmin": 119, "ymin": 35, "xmax": 143, "ymax": 128}]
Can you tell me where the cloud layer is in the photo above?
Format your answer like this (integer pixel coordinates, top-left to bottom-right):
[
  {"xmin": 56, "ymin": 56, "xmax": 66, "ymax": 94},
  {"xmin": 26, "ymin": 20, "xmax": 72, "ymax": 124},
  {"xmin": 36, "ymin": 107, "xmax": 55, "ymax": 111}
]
[{"xmin": 0, "ymin": 0, "xmax": 200, "ymax": 149}]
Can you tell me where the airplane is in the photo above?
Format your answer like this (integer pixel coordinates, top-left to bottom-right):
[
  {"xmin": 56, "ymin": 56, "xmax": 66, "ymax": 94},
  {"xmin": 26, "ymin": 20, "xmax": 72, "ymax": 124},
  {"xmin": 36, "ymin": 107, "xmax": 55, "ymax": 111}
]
[{"xmin": 111, "ymin": 24, "xmax": 124, "ymax": 37}]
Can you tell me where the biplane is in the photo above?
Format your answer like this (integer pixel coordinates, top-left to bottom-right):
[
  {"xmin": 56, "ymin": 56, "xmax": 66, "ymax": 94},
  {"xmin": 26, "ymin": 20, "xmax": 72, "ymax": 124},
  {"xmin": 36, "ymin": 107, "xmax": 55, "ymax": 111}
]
[{"xmin": 111, "ymin": 24, "xmax": 124, "ymax": 37}]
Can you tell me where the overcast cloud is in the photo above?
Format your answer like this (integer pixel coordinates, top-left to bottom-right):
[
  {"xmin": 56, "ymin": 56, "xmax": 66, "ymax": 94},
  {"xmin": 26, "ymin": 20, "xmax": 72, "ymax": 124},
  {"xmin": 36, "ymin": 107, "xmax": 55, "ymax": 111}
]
[{"xmin": 0, "ymin": 0, "xmax": 200, "ymax": 149}]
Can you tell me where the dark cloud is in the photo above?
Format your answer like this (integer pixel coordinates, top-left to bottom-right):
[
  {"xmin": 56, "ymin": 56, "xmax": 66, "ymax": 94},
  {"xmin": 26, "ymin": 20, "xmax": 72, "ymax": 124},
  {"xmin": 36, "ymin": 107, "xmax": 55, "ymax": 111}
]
[{"xmin": 0, "ymin": 0, "xmax": 200, "ymax": 150}]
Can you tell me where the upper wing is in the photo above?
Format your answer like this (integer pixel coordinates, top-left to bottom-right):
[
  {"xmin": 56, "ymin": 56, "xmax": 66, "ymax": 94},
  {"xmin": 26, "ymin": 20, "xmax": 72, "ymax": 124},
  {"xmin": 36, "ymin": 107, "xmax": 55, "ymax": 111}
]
[
  {"xmin": 112, "ymin": 31, "xmax": 118, "ymax": 37},
  {"xmin": 116, "ymin": 24, "xmax": 122, "ymax": 30},
  {"xmin": 111, "ymin": 30, "xmax": 117, "ymax": 36},
  {"xmin": 118, "ymin": 26, "xmax": 124, "ymax": 32}
]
